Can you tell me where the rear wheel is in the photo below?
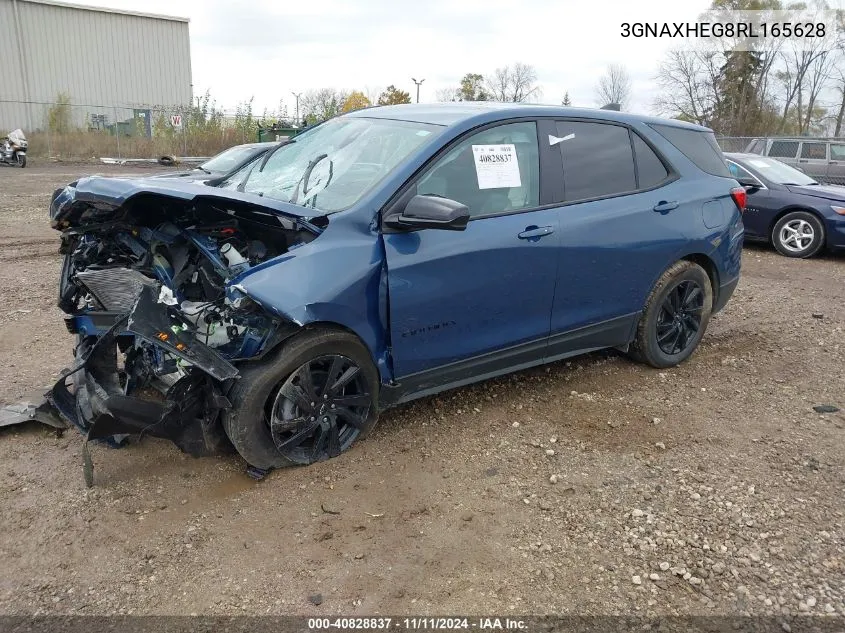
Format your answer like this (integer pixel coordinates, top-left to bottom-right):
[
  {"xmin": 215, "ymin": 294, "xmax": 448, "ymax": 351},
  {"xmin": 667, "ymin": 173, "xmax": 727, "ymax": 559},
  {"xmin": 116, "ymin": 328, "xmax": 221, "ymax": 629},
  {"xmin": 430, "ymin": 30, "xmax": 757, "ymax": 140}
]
[
  {"xmin": 629, "ymin": 261, "xmax": 713, "ymax": 368},
  {"xmin": 772, "ymin": 211, "xmax": 824, "ymax": 258},
  {"xmin": 222, "ymin": 327, "xmax": 379, "ymax": 469}
]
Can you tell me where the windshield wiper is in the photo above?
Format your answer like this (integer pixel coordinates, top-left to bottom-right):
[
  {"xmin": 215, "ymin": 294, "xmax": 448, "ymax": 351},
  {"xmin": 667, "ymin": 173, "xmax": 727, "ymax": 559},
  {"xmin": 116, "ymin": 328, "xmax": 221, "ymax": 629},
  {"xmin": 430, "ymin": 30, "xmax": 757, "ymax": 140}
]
[
  {"xmin": 257, "ymin": 139, "xmax": 296, "ymax": 172},
  {"xmin": 289, "ymin": 154, "xmax": 328, "ymax": 205},
  {"xmin": 195, "ymin": 166, "xmax": 212, "ymax": 174},
  {"xmin": 782, "ymin": 182, "xmax": 817, "ymax": 186}
]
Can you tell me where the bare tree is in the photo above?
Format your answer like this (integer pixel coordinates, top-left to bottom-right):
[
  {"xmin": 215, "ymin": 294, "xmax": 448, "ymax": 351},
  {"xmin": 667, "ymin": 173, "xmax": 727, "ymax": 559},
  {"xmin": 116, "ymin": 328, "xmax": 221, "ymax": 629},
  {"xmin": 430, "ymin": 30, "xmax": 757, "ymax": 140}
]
[
  {"xmin": 654, "ymin": 49, "xmax": 717, "ymax": 125},
  {"xmin": 435, "ymin": 87, "xmax": 458, "ymax": 102},
  {"xmin": 300, "ymin": 88, "xmax": 348, "ymax": 123},
  {"xmin": 595, "ymin": 64, "xmax": 632, "ymax": 109},
  {"xmin": 801, "ymin": 50, "xmax": 835, "ymax": 133},
  {"xmin": 485, "ymin": 63, "xmax": 541, "ymax": 102},
  {"xmin": 834, "ymin": 68, "xmax": 845, "ymax": 136}
]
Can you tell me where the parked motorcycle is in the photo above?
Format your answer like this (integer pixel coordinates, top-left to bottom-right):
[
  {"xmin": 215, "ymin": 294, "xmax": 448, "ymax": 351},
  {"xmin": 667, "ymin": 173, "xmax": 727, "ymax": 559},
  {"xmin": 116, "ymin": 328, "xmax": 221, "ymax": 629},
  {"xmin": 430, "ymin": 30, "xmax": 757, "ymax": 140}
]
[{"xmin": 1, "ymin": 129, "xmax": 28, "ymax": 168}]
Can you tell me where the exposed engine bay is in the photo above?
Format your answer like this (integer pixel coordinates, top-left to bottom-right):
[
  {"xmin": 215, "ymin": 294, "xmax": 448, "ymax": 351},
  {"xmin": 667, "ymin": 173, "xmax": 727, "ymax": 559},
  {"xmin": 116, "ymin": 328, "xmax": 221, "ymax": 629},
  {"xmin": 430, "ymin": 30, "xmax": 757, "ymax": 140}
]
[{"xmin": 46, "ymin": 177, "xmax": 323, "ymax": 476}]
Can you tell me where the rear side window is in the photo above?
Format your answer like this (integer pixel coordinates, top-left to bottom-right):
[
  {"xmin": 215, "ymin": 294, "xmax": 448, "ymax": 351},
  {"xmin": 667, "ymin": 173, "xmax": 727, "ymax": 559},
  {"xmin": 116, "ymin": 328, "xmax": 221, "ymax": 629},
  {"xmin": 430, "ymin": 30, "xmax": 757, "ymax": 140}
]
[
  {"xmin": 555, "ymin": 121, "xmax": 636, "ymax": 202},
  {"xmin": 768, "ymin": 140, "xmax": 799, "ymax": 159},
  {"xmin": 632, "ymin": 134, "xmax": 669, "ymax": 189},
  {"xmin": 800, "ymin": 142, "xmax": 827, "ymax": 159},
  {"xmin": 650, "ymin": 124, "xmax": 731, "ymax": 177},
  {"xmin": 832, "ymin": 144, "xmax": 845, "ymax": 160}
]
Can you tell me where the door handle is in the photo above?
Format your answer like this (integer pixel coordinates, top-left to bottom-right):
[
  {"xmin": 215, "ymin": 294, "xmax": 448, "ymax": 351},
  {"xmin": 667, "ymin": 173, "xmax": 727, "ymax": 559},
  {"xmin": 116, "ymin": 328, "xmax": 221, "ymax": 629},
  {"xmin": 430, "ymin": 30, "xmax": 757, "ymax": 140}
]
[
  {"xmin": 799, "ymin": 159, "xmax": 809, "ymax": 163},
  {"xmin": 653, "ymin": 200, "xmax": 679, "ymax": 213},
  {"xmin": 518, "ymin": 226, "xmax": 555, "ymax": 240}
]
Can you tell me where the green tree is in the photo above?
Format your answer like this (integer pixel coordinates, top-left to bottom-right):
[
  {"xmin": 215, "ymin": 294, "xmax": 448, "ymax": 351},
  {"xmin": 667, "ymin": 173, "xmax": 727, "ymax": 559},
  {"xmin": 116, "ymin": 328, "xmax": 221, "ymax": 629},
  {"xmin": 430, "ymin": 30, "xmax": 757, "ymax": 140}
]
[
  {"xmin": 562, "ymin": 91, "xmax": 572, "ymax": 106},
  {"xmin": 457, "ymin": 73, "xmax": 488, "ymax": 101},
  {"xmin": 377, "ymin": 85, "xmax": 411, "ymax": 105},
  {"xmin": 48, "ymin": 92, "xmax": 72, "ymax": 133},
  {"xmin": 342, "ymin": 91, "xmax": 372, "ymax": 113}
]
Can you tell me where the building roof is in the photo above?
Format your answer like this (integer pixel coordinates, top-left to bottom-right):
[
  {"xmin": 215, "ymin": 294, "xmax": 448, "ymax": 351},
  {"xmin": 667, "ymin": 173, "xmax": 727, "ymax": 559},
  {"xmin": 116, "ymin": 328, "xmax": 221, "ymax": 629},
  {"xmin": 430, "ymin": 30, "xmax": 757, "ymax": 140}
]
[
  {"xmin": 349, "ymin": 102, "xmax": 711, "ymax": 131},
  {"xmin": 17, "ymin": 0, "xmax": 189, "ymax": 22}
]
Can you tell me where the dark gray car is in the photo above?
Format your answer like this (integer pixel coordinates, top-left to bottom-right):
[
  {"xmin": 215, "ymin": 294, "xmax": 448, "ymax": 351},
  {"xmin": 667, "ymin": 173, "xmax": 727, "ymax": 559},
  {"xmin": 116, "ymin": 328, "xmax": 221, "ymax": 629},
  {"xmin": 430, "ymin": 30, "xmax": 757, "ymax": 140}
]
[{"xmin": 151, "ymin": 142, "xmax": 277, "ymax": 183}]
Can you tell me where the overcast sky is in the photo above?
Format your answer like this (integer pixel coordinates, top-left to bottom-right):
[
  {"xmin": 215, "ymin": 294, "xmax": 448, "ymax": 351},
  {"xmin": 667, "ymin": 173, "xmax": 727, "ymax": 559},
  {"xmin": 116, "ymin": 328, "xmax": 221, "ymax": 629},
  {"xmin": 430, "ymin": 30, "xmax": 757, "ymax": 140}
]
[{"xmin": 74, "ymin": 0, "xmax": 723, "ymax": 115}]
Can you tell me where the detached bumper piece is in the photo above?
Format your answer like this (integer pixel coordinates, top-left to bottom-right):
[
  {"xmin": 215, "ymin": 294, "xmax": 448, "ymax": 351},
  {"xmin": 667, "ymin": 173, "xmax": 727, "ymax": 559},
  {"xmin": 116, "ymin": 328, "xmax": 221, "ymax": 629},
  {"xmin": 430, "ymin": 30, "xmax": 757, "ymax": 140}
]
[{"xmin": 48, "ymin": 290, "xmax": 241, "ymax": 487}]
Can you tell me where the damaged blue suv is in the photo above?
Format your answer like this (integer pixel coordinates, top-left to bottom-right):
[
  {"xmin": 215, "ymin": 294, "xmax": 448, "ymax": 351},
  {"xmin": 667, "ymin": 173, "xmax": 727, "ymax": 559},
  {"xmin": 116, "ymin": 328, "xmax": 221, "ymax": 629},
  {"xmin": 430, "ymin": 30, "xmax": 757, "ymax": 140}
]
[{"xmin": 48, "ymin": 103, "xmax": 744, "ymax": 477}]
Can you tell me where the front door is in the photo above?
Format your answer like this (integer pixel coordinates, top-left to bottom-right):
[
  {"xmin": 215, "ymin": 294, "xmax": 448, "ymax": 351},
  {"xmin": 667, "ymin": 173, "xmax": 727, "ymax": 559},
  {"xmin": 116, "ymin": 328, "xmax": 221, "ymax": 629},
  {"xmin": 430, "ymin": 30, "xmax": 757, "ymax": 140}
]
[{"xmin": 382, "ymin": 121, "xmax": 560, "ymax": 381}]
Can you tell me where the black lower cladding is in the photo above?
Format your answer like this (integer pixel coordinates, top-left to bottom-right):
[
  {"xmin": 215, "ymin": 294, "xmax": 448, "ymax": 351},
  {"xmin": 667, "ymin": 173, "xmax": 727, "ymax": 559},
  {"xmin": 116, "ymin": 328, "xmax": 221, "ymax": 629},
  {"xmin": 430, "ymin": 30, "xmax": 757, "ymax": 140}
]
[{"xmin": 49, "ymin": 299, "xmax": 237, "ymax": 456}]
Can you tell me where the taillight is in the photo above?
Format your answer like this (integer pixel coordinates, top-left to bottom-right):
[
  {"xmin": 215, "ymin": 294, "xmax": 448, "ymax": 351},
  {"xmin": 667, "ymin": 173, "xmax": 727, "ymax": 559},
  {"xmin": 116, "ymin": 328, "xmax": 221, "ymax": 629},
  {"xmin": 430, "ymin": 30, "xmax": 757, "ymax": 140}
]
[{"xmin": 730, "ymin": 186, "xmax": 747, "ymax": 212}]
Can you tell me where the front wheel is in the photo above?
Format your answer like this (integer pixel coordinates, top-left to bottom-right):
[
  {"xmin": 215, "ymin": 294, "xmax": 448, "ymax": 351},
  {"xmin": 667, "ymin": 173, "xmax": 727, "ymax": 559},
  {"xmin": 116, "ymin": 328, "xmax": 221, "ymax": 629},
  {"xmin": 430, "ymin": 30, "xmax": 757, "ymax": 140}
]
[
  {"xmin": 222, "ymin": 328, "xmax": 379, "ymax": 469},
  {"xmin": 629, "ymin": 261, "xmax": 713, "ymax": 368},
  {"xmin": 772, "ymin": 211, "xmax": 824, "ymax": 258},
  {"xmin": 17, "ymin": 154, "xmax": 26, "ymax": 168}
]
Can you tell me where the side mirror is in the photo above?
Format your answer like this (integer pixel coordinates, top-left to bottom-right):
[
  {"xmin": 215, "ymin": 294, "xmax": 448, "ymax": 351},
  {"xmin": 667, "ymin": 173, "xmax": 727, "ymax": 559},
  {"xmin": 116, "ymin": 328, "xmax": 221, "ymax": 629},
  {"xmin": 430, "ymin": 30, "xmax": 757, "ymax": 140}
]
[
  {"xmin": 736, "ymin": 176, "xmax": 760, "ymax": 190},
  {"xmin": 385, "ymin": 194, "xmax": 470, "ymax": 231}
]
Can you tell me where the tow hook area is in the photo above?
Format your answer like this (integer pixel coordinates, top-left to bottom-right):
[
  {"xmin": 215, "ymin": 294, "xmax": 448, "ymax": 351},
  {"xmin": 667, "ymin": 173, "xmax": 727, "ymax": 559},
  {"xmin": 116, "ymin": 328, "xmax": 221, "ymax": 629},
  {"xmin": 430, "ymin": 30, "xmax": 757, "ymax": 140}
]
[{"xmin": 44, "ymin": 288, "xmax": 246, "ymax": 486}]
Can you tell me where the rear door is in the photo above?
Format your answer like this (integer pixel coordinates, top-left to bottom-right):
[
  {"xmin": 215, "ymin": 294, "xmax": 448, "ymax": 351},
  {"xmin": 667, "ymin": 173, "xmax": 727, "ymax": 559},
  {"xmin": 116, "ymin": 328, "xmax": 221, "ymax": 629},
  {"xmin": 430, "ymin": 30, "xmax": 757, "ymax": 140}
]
[
  {"xmin": 798, "ymin": 141, "xmax": 829, "ymax": 181},
  {"xmin": 542, "ymin": 119, "xmax": 683, "ymax": 355},
  {"xmin": 767, "ymin": 139, "xmax": 800, "ymax": 168},
  {"xmin": 828, "ymin": 143, "xmax": 845, "ymax": 185}
]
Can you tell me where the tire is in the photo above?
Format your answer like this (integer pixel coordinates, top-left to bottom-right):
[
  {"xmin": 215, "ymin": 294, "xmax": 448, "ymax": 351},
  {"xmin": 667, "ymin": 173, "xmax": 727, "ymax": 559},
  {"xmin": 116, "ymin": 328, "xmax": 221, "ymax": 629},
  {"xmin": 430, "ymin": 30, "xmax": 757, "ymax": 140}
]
[
  {"xmin": 222, "ymin": 327, "xmax": 379, "ymax": 470},
  {"xmin": 771, "ymin": 211, "xmax": 824, "ymax": 258},
  {"xmin": 629, "ymin": 261, "xmax": 713, "ymax": 369},
  {"xmin": 17, "ymin": 154, "xmax": 26, "ymax": 168}
]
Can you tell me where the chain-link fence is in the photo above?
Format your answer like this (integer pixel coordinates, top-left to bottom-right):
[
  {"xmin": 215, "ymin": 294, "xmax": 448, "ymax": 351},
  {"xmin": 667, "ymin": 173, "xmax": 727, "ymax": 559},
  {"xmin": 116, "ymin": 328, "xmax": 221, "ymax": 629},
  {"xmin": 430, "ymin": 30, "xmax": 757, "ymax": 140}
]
[
  {"xmin": 0, "ymin": 100, "xmax": 268, "ymax": 161},
  {"xmin": 717, "ymin": 136, "xmax": 845, "ymax": 185}
]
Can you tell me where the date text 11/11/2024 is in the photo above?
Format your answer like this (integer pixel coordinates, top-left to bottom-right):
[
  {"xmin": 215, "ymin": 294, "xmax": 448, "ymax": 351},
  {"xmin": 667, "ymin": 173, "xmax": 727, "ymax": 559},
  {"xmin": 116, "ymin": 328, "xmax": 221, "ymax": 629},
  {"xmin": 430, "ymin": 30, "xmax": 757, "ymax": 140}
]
[
  {"xmin": 620, "ymin": 21, "xmax": 827, "ymax": 38},
  {"xmin": 308, "ymin": 618, "xmax": 528, "ymax": 630}
]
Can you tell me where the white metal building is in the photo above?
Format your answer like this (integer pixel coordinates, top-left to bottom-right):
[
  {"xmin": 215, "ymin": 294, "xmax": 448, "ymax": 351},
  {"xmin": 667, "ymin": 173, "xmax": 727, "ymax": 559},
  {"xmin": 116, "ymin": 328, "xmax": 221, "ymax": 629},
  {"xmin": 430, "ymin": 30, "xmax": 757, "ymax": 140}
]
[{"xmin": 0, "ymin": 0, "xmax": 192, "ymax": 131}]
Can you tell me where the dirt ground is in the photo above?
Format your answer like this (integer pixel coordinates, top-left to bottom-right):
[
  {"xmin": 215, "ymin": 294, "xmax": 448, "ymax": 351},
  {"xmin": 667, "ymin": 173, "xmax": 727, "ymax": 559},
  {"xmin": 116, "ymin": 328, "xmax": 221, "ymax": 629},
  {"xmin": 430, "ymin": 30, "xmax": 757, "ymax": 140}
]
[{"xmin": 0, "ymin": 163, "xmax": 843, "ymax": 617}]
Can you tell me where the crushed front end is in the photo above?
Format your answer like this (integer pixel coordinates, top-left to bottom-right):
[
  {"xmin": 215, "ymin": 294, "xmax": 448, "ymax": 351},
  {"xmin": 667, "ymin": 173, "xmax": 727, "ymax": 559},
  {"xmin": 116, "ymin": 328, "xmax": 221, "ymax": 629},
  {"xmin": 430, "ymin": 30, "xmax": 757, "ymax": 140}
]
[{"xmin": 47, "ymin": 177, "xmax": 320, "ymax": 474}]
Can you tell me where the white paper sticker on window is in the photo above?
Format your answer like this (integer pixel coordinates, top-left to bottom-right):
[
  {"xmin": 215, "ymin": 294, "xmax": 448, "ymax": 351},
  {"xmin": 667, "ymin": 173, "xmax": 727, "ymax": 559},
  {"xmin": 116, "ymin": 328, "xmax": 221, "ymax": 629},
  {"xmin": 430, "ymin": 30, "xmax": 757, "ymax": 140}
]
[
  {"xmin": 549, "ymin": 133, "xmax": 574, "ymax": 146},
  {"xmin": 472, "ymin": 144, "xmax": 521, "ymax": 189},
  {"xmin": 748, "ymin": 159, "xmax": 770, "ymax": 168}
]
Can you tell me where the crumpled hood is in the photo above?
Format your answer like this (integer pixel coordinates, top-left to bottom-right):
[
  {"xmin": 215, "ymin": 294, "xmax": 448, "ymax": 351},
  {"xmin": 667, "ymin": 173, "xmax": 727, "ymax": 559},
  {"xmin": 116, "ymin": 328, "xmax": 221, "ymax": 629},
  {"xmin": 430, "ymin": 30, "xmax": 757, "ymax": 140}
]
[
  {"xmin": 786, "ymin": 183, "xmax": 845, "ymax": 202},
  {"xmin": 50, "ymin": 175, "xmax": 324, "ymax": 227}
]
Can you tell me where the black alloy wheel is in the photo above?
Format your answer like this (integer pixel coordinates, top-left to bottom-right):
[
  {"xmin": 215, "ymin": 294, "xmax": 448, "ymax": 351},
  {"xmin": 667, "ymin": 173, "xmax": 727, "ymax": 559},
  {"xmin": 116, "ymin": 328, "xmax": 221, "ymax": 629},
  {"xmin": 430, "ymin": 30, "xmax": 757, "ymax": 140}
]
[
  {"xmin": 268, "ymin": 354, "xmax": 372, "ymax": 464},
  {"xmin": 655, "ymin": 279, "xmax": 705, "ymax": 356}
]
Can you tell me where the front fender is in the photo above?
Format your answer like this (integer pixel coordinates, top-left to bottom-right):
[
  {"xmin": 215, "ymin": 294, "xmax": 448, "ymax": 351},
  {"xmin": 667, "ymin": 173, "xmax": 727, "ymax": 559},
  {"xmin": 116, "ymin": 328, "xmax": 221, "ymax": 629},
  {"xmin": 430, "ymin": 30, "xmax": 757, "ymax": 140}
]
[{"xmin": 231, "ymin": 213, "xmax": 392, "ymax": 383}]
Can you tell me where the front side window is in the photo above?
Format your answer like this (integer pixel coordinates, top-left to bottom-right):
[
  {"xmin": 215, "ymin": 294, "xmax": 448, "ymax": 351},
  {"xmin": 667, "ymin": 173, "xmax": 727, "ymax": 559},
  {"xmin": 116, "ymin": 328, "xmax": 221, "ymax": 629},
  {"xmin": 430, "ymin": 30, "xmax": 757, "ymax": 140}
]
[
  {"xmin": 831, "ymin": 144, "xmax": 845, "ymax": 160},
  {"xmin": 220, "ymin": 117, "xmax": 440, "ymax": 213},
  {"xmin": 416, "ymin": 122, "xmax": 539, "ymax": 218},
  {"xmin": 800, "ymin": 142, "xmax": 827, "ymax": 160},
  {"xmin": 556, "ymin": 121, "xmax": 636, "ymax": 202}
]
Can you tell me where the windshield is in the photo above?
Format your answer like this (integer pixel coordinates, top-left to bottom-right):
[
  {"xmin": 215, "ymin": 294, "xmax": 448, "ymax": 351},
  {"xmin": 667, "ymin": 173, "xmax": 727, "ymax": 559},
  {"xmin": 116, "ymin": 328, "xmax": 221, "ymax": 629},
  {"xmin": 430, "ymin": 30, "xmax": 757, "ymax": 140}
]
[
  {"xmin": 741, "ymin": 156, "xmax": 817, "ymax": 186},
  {"xmin": 219, "ymin": 117, "xmax": 440, "ymax": 213},
  {"xmin": 200, "ymin": 145, "xmax": 265, "ymax": 173}
]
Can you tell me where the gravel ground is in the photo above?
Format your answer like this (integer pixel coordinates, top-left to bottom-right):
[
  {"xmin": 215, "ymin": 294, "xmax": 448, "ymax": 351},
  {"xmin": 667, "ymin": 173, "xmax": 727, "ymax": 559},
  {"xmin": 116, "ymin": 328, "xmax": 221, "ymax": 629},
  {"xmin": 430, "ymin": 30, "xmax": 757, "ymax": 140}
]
[{"xmin": 0, "ymin": 163, "xmax": 843, "ymax": 616}]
